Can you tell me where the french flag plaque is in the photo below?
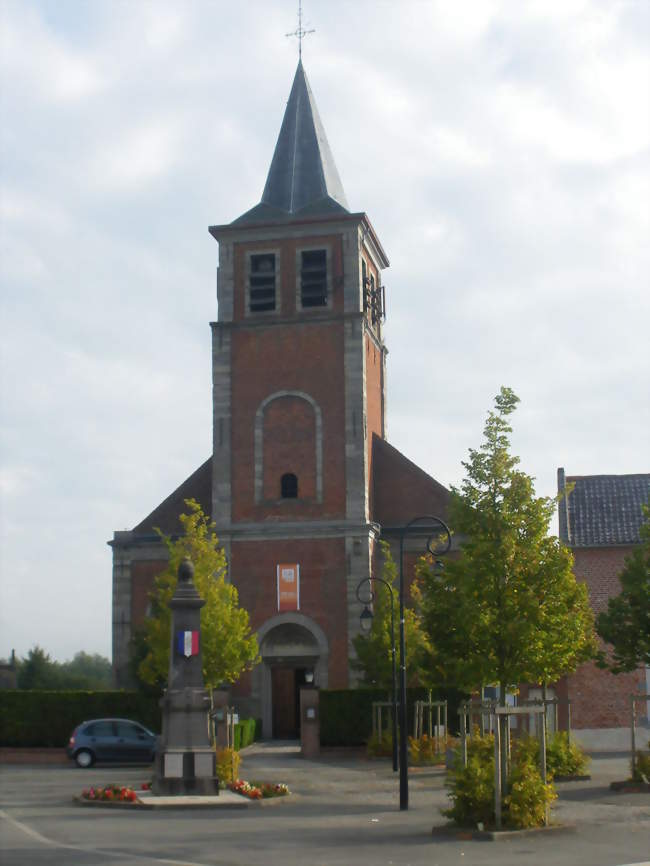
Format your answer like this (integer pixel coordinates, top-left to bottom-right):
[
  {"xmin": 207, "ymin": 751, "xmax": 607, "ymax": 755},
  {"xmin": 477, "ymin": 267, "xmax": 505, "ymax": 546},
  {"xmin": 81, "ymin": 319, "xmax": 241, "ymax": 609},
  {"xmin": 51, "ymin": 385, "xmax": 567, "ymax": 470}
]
[{"xmin": 176, "ymin": 630, "xmax": 199, "ymax": 658}]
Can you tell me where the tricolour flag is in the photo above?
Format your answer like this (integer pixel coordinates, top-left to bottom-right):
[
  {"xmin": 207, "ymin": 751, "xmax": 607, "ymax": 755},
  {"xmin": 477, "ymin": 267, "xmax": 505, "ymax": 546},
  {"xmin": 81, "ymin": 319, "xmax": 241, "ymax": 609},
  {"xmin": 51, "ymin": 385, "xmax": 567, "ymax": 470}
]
[{"xmin": 176, "ymin": 630, "xmax": 199, "ymax": 658}]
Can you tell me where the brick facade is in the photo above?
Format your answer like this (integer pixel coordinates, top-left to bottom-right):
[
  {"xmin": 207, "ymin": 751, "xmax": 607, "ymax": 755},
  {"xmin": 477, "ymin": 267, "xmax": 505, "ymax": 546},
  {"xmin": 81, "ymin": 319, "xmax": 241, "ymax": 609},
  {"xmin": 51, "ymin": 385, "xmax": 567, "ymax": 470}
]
[
  {"xmin": 561, "ymin": 546, "xmax": 646, "ymax": 730},
  {"xmin": 555, "ymin": 470, "xmax": 650, "ymax": 746}
]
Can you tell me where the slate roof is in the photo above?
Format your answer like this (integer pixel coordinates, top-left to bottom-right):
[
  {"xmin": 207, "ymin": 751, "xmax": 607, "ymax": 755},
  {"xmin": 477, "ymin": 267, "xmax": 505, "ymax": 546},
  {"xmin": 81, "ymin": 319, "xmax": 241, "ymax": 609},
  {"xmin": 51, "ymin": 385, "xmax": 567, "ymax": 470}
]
[
  {"xmin": 558, "ymin": 468, "xmax": 650, "ymax": 547},
  {"xmin": 130, "ymin": 457, "xmax": 212, "ymax": 537},
  {"xmin": 372, "ymin": 435, "xmax": 451, "ymax": 526},
  {"xmin": 233, "ymin": 61, "xmax": 349, "ymax": 225},
  {"xmin": 120, "ymin": 436, "xmax": 452, "ymax": 543}
]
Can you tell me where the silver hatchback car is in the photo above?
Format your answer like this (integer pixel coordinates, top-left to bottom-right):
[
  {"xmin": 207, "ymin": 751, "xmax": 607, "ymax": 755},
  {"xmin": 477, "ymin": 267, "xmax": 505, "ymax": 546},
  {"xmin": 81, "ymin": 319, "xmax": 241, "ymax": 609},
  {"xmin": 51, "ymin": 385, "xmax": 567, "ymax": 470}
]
[{"xmin": 66, "ymin": 718, "xmax": 157, "ymax": 768}]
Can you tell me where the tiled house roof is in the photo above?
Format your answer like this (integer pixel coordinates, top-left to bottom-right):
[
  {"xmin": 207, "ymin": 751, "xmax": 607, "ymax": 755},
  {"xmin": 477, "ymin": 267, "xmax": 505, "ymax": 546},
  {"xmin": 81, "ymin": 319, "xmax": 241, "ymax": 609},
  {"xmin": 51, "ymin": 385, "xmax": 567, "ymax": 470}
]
[{"xmin": 558, "ymin": 468, "xmax": 650, "ymax": 547}]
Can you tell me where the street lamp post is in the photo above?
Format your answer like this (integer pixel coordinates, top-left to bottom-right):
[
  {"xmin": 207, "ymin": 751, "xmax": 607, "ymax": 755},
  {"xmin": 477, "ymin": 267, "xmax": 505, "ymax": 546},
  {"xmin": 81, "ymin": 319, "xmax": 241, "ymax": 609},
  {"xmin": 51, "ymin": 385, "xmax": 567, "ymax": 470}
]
[
  {"xmin": 383, "ymin": 515, "xmax": 452, "ymax": 811},
  {"xmin": 356, "ymin": 576, "xmax": 398, "ymax": 773}
]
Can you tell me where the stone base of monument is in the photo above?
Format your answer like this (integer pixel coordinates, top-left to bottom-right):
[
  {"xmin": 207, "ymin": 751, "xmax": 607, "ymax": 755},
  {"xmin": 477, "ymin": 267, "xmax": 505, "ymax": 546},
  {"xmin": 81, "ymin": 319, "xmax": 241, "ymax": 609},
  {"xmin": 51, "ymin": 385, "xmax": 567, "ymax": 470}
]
[{"xmin": 153, "ymin": 748, "xmax": 219, "ymax": 796}]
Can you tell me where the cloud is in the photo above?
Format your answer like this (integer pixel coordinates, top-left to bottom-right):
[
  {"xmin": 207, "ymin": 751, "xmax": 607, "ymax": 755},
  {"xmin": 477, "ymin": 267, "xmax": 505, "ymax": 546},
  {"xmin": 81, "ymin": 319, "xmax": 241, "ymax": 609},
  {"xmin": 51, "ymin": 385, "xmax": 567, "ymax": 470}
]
[
  {"xmin": 1, "ymin": 2, "xmax": 107, "ymax": 102},
  {"xmin": 0, "ymin": 0, "xmax": 648, "ymax": 662},
  {"xmin": 85, "ymin": 119, "xmax": 184, "ymax": 191}
]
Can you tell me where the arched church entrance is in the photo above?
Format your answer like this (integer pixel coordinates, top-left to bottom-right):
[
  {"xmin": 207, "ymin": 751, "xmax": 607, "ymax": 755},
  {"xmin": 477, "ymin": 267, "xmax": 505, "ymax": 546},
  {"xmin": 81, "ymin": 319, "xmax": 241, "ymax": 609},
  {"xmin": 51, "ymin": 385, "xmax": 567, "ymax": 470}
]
[{"xmin": 256, "ymin": 613, "xmax": 329, "ymax": 740}]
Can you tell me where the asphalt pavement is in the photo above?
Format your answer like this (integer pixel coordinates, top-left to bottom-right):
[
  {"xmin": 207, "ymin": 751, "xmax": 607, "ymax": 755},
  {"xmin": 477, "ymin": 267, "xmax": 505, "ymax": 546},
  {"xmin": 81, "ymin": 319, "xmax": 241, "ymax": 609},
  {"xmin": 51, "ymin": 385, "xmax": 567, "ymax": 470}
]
[{"xmin": 0, "ymin": 743, "xmax": 648, "ymax": 866}]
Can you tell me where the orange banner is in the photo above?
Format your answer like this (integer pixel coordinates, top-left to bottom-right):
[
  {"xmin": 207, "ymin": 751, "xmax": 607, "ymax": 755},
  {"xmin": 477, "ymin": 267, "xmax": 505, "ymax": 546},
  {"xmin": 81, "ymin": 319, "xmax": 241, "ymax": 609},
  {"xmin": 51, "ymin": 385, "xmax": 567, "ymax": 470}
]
[{"xmin": 277, "ymin": 563, "xmax": 300, "ymax": 611}]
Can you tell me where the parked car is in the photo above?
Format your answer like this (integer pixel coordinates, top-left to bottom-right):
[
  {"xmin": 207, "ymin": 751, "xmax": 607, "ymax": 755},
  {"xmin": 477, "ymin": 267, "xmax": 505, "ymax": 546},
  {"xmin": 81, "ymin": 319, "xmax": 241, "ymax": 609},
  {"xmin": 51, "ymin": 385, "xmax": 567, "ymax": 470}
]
[{"xmin": 66, "ymin": 718, "xmax": 157, "ymax": 768}]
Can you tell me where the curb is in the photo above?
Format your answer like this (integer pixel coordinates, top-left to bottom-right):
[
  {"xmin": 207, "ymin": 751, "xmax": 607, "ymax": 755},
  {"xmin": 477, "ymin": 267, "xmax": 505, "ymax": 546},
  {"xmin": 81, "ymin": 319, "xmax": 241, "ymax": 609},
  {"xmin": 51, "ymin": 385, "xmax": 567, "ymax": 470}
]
[
  {"xmin": 73, "ymin": 792, "xmax": 294, "ymax": 810},
  {"xmin": 554, "ymin": 774, "xmax": 591, "ymax": 782},
  {"xmin": 0, "ymin": 749, "xmax": 67, "ymax": 765},
  {"xmin": 432, "ymin": 823, "xmax": 576, "ymax": 842},
  {"xmin": 610, "ymin": 780, "xmax": 650, "ymax": 793},
  {"xmin": 73, "ymin": 796, "xmax": 147, "ymax": 809}
]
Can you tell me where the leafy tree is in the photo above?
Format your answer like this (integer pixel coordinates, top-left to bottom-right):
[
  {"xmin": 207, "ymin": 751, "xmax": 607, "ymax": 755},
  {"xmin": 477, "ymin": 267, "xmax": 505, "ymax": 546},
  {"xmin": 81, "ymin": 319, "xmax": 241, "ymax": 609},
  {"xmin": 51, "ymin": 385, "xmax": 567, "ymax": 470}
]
[
  {"xmin": 137, "ymin": 499, "xmax": 259, "ymax": 691},
  {"xmin": 60, "ymin": 652, "xmax": 112, "ymax": 689},
  {"xmin": 16, "ymin": 647, "xmax": 113, "ymax": 690},
  {"xmin": 353, "ymin": 542, "xmax": 432, "ymax": 689},
  {"xmin": 417, "ymin": 387, "xmax": 596, "ymax": 704},
  {"xmin": 596, "ymin": 505, "xmax": 650, "ymax": 673},
  {"xmin": 16, "ymin": 645, "xmax": 62, "ymax": 689}
]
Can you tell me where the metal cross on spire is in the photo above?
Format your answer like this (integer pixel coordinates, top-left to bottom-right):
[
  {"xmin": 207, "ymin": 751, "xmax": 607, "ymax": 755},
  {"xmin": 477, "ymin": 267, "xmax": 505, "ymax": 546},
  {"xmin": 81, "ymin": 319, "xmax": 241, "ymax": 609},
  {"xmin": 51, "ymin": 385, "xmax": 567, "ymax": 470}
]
[{"xmin": 286, "ymin": 0, "xmax": 314, "ymax": 60}]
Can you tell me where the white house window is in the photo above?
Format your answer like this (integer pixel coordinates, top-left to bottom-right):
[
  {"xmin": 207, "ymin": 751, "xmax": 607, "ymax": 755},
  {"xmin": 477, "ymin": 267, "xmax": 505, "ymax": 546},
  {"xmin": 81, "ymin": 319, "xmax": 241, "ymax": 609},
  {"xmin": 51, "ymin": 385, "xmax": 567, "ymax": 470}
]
[
  {"xmin": 300, "ymin": 249, "xmax": 327, "ymax": 307},
  {"xmin": 250, "ymin": 253, "xmax": 276, "ymax": 312}
]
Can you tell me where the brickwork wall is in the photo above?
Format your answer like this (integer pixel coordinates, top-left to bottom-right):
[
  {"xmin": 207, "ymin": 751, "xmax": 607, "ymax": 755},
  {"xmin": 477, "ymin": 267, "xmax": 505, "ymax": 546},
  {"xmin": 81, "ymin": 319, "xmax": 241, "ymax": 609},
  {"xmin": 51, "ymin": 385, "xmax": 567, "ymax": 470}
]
[
  {"xmin": 231, "ymin": 538, "xmax": 349, "ymax": 688},
  {"xmin": 231, "ymin": 321, "xmax": 346, "ymax": 521},
  {"xmin": 262, "ymin": 395, "xmax": 317, "ymax": 501},
  {"xmin": 565, "ymin": 545, "xmax": 646, "ymax": 729}
]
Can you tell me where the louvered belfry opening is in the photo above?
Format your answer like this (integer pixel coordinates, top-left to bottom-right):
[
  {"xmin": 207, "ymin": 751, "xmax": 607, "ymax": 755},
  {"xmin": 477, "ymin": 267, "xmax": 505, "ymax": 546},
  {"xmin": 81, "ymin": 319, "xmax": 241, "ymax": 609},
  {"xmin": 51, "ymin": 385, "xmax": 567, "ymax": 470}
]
[
  {"xmin": 301, "ymin": 250, "xmax": 327, "ymax": 307},
  {"xmin": 249, "ymin": 253, "xmax": 276, "ymax": 312}
]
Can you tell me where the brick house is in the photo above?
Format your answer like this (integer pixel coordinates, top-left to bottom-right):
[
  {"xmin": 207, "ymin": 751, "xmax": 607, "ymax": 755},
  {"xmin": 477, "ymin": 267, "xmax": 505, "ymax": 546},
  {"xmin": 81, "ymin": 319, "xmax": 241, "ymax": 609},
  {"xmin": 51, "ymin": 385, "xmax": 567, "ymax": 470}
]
[
  {"xmin": 554, "ymin": 469, "xmax": 650, "ymax": 750},
  {"xmin": 110, "ymin": 62, "xmax": 450, "ymax": 738}
]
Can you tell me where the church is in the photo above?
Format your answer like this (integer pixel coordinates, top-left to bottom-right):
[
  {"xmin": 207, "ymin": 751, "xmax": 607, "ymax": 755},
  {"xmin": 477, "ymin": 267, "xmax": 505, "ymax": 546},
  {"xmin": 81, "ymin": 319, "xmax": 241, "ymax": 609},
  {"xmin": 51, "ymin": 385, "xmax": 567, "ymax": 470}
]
[{"xmin": 110, "ymin": 60, "xmax": 450, "ymax": 738}]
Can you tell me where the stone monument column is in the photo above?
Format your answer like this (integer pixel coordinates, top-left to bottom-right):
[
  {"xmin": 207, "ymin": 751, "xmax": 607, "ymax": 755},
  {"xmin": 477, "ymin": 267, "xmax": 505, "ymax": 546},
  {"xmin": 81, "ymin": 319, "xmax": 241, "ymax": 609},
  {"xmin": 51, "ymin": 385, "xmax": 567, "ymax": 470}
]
[{"xmin": 152, "ymin": 556, "xmax": 219, "ymax": 795}]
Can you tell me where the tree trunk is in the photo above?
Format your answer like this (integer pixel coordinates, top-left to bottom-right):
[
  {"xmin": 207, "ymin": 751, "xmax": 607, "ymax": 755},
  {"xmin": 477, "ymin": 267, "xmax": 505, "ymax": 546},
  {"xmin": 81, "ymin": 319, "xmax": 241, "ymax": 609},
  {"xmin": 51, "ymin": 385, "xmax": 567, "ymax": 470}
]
[
  {"xmin": 208, "ymin": 688, "xmax": 215, "ymax": 747},
  {"xmin": 499, "ymin": 682, "xmax": 508, "ymax": 800}
]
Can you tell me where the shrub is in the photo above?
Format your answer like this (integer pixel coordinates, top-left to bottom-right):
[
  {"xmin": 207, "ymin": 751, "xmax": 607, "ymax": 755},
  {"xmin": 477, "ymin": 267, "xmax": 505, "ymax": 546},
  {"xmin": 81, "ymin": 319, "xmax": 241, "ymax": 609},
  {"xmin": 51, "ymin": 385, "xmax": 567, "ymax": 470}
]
[
  {"xmin": 632, "ymin": 751, "xmax": 650, "ymax": 782},
  {"xmin": 546, "ymin": 732, "xmax": 589, "ymax": 777},
  {"xmin": 512, "ymin": 732, "xmax": 589, "ymax": 779},
  {"xmin": 409, "ymin": 733, "xmax": 446, "ymax": 765},
  {"xmin": 0, "ymin": 691, "xmax": 160, "ymax": 747},
  {"xmin": 444, "ymin": 731, "xmax": 557, "ymax": 829},
  {"xmin": 320, "ymin": 687, "xmax": 467, "ymax": 747},
  {"xmin": 234, "ymin": 717, "xmax": 256, "ymax": 749},
  {"xmin": 215, "ymin": 747, "xmax": 240, "ymax": 783},
  {"xmin": 505, "ymin": 761, "xmax": 557, "ymax": 829},
  {"xmin": 443, "ymin": 733, "xmax": 495, "ymax": 827},
  {"xmin": 366, "ymin": 730, "xmax": 393, "ymax": 757}
]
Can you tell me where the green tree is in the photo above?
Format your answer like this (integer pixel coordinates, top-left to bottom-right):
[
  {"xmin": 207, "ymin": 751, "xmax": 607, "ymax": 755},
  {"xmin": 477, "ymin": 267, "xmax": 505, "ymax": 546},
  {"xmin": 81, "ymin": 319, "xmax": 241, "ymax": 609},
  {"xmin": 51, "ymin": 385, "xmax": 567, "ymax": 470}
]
[
  {"xmin": 59, "ymin": 652, "xmax": 112, "ymax": 689},
  {"xmin": 137, "ymin": 499, "xmax": 259, "ymax": 691},
  {"xmin": 16, "ymin": 647, "xmax": 112, "ymax": 690},
  {"xmin": 353, "ymin": 542, "xmax": 432, "ymax": 689},
  {"xmin": 596, "ymin": 505, "xmax": 650, "ymax": 673},
  {"xmin": 417, "ymin": 387, "xmax": 596, "ymax": 703},
  {"xmin": 16, "ymin": 646, "xmax": 62, "ymax": 689}
]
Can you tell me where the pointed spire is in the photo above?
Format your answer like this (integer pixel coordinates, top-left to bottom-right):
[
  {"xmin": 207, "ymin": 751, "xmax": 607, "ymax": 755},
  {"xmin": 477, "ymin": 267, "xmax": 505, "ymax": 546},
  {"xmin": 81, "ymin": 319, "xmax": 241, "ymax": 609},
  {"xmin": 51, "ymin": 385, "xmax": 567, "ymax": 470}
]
[{"xmin": 233, "ymin": 62, "xmax": 349, "ymax": 225}]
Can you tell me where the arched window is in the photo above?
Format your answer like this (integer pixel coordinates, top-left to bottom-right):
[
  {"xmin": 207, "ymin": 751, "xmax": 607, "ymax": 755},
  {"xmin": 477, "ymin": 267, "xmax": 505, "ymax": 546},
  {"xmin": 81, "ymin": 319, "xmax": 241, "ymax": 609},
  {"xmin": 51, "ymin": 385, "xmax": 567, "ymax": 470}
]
[{"xmin": 281, "ymin": 473, "xmax": 298, "ymax": 499}]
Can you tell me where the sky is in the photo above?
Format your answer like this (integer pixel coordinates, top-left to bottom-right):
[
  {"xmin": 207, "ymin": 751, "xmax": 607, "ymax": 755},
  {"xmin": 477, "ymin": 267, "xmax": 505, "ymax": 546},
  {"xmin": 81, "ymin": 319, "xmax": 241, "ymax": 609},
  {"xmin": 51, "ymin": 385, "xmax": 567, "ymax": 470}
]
[{"xmin": 1, "ymin": 0, "xmax": 648, "ymax": 664}]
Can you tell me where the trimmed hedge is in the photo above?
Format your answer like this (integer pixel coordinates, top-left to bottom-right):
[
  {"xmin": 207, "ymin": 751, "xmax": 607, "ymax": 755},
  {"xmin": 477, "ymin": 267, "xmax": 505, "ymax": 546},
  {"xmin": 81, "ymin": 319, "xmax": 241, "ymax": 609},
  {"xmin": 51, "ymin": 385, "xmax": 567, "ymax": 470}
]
[
  {"xmin": 320, "ymin": 687, "xmax": 467, "ymax": 747},
  {"xmin": 234, "ymin": 717, "xmax": 257, "ymax": 750},
  {"xmin": 0, "ymin": 691, "xmax": 161, "ymax": 747}
]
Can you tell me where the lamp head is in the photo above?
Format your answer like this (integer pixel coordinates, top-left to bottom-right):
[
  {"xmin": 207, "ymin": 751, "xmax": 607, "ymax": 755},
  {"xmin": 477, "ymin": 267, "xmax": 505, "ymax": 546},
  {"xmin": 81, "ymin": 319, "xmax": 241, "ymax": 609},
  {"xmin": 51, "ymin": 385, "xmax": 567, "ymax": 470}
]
[{"xmin": 360, "ymin": 605, "xmax": 374, "ymax": 633}]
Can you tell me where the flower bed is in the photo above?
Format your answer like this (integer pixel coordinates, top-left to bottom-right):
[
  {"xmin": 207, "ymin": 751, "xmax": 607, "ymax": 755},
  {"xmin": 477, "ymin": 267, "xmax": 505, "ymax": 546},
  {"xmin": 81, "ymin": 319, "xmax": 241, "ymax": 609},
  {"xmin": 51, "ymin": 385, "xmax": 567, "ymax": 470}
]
[
  {"xmin": 228, "ymin": 779, "xmax": 290, "ymax": 800},
  {"xmin": 81, "ymin": 784, "xmax": 138, "ymax": 802}
]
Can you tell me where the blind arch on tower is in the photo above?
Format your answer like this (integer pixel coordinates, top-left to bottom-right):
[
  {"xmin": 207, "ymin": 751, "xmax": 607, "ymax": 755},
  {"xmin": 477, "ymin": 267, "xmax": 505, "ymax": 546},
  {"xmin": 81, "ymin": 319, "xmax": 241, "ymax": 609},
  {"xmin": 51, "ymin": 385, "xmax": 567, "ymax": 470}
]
[{"xmin": 254, "ymin": 390, "xmax": 323, "ymax": 504}]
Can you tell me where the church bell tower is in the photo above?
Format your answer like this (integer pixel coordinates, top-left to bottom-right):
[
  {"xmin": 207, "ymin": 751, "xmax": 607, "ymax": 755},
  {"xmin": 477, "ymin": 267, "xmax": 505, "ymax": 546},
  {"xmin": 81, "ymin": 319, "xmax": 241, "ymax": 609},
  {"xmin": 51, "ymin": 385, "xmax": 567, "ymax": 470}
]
[{"xmin": 209, "ymin": 61, "xmax": 390, "ymax": 735}]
